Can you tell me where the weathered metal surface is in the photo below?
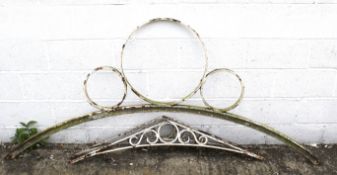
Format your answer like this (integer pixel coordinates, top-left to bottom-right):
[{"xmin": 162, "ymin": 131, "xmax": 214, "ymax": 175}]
[
  {"xmin": 5, "ymin": 104, "xmax": 319, "ymax": 164},
  {"xmin": 4, "ymin": 17, "xmax": 319, "ymax": 165},
  {"xmin": 70, "ymin": 116, "xmax": 264, "ymax": 164},
  {"xmin": 83, "ymin": 66, "xmax": 127, "ymax": 110},
  {"xmin": 120, "ymin": 17, "xmax": 209, "ymax": 106},
  {"xmin": 200, "ymin": 68, "xmax": 244, "ymax": 112}
]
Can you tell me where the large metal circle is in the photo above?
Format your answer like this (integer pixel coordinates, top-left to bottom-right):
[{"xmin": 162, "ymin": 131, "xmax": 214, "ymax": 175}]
[
  {"xmin": 120, "ymin": 18, "xmax": 208, "ymax": 106},
  {"xmin": 200, "ymin": 68, "xmax": 245, "ymax": 112},
  {"xmin": 83, "ymin": 66, "xmax": 127, "ymax": 111}
]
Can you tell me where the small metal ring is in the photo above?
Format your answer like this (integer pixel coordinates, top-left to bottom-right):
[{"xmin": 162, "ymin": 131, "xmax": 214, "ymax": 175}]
[
  {"xmin": 200, "ymin": 68, "xmax": 245, "ymax": 112},
  {"xmin": 157, "ymin": 121, "xmax": 179, "ymax": 143},
  {"xmin": 83, "ymin": 66, "xmax": 127, "ymax": 111},
  {"xmin": 121, "ymin": 17, "xmax": 208, "ymax": 106}
]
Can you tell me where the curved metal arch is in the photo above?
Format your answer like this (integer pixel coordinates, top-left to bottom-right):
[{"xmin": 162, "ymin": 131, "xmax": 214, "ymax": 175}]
[
  {"xmin": 70, "ymin": 116, "xmax": 264, "ymax": 164},
  {"xmin": 71, "ymin": 143, "xmax": 262, "ymax": 164},
  {"xmin": 5, "ymin": 104, "xmax": 319, "ymax": 165}
]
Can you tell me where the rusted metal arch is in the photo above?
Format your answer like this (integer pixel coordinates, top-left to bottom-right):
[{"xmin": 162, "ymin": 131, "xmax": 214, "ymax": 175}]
[{"xmin": 5, "ymin": 104, "xmax": 319, "ymax": 165}]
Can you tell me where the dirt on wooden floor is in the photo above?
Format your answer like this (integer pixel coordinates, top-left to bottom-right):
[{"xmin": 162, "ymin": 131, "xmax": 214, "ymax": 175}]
[{"xmin": 0, "ymin": 144, "xmax": 337, "ymax": 175}]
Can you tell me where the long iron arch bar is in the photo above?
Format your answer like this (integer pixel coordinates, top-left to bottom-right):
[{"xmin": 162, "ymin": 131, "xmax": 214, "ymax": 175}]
[{"xmin": 5, "ymin": 18, "xmax": 319, "ymax": 165}]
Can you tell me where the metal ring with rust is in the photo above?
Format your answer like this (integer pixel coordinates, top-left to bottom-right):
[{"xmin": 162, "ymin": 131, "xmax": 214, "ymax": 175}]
[
  {"xmin": 83, "ymin": 66, "xmax": 127, "ymax": 111},
  {"xmin": 120, "ymin": 17, "xmax": 208, "ymax": 106},
  {"xmin": 200, "ymin": 68, "xmax": 245, "ymax": 112}
]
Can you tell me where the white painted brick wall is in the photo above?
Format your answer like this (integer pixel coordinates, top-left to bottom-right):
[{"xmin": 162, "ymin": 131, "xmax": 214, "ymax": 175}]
[{"xmin": 0, "ymin": 0, "xmax": 336, "ymax": 145}]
